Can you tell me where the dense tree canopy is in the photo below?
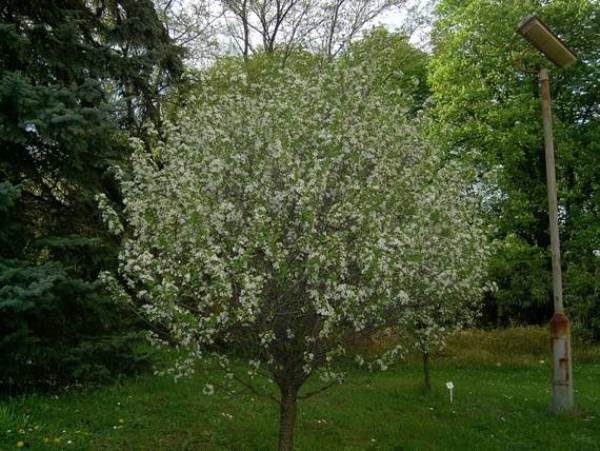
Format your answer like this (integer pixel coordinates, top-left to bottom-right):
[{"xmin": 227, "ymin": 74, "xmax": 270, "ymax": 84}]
[
  {"xmin": 341, "ymin": 27, "xmax": 430, "ymax": 114},
  {"xmin": 0, "ymin": 0, "xmax": 183, "ymax": 392},
  {"xmin": 429, "ymin": 0, "xmax": 600, "ymax": 336}
]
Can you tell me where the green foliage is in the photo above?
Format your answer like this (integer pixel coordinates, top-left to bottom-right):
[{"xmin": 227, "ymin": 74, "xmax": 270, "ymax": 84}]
[
  {"xmin": 485, "ymin": 234, "xmax": 551, "ymax": 325},
  {"xmin": 430, "ymin": 0, "xmax": 600, "ymax": 335},
  {"xmin": 0, "ymin": 182, "xmax": 21, "ymax": 257},
  {"xmin": 170, "ymin": 29, "xmax": 429, "ymax": 120},
  {"xmin": 0, "ymin": 188, "xmax": 148, "ymax": 394},
  {"xmin": 0, "ymin": 257, "xmax": 147, "ymax": 392},
  {"xmin": 165, "ymin": 48, "xmax": 324, "ymax": 121},
  {"xmin": 341, "ymin": 27, "xmax": 430, "ymax": 114},
  {"xmin": 0, "ymin": 0, "xmax": 182, "ymax": 392}
]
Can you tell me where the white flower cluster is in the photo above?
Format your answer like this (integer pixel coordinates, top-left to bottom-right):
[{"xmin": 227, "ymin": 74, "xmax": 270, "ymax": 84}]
[
  {"xmin": 95, "ymin": 193, "xmax": 123, "ymax": 235},
  {"xmin": 398, "ymin": 159, "xmax": 492, "ymax": 354}
]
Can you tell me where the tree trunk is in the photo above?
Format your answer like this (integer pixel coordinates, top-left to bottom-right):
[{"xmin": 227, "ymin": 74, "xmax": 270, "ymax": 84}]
[
  {"xmin": 423, "ymin": 351, "xmax": 431, "ymax": 391},
  {"xmin": 278, "ymin": 386, "xmax": 298, "ymax": 451},
  {"xmin": 496, "ymin": 303, "xmax": 503, "ymax": 328}
]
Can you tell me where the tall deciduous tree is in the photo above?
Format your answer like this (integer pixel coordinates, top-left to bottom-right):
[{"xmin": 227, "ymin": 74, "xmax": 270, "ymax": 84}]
[
  {"xmin": 218, "ymin": 0, "xmax": 407, "ymax": 60},
  {"xmin": 400, "ymin": 172, "xmax": 492, "ymax": 389},
  {"xmin": 429, "ymin": 0, "xmax": 600, "ymax": 336},
  {"xmin": 153, "ymin": 0, "xmax": 223, "ymax": 64},
  {"xmin": 102, "ymin": 56, "xmax": 489, "ymax": 449}
]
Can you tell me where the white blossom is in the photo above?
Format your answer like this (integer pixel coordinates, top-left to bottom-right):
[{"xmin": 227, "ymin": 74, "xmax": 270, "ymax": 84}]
[{"xmin": 202, "ymin": 384, "xmax": 215, "ymax": 396}]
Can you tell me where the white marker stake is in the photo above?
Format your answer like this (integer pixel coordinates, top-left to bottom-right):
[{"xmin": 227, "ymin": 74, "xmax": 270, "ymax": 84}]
[{"xmin": 446, "ymin": 381, "xmax": 454, "ymax": 403}]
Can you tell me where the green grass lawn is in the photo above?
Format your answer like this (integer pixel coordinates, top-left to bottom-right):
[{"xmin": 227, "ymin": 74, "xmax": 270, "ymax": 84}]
[{"xmin": 2, "ymin": 328, "xmax": 600, "ymax": 450}]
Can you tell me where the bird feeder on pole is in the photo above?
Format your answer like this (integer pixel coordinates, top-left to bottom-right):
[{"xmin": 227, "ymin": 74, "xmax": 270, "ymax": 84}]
[{"xmin": 517, "ymin": 14, "xmax": 577, "ymax": 413}]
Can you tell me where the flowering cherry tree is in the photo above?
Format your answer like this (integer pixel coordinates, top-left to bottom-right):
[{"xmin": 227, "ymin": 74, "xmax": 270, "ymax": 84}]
[
  {"xmin": 101, "ymin": 61, "xmax": 488, "ymax": 450},
  {"xmin": 397, "ymin": 164, "xmax": 492, "ymax": 389}
]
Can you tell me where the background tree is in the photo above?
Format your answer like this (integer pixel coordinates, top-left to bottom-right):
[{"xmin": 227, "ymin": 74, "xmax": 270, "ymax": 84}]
[
  {"xmin": 341, "ymin": 27, "xmax": 430, "ymax": 114},
  {"xmin": 342, "ymin": 27, "xmax": 491, "ymax": 389},
  {"xmin": 0, "ymin": 0, "xmax": 182, "ymax": 393},
  {"xmin": 429, "ymin": 0, "xmax": 600, "ymax": 337},
  {"xmin": 218, "ymin": 0, "xmax": 407, "ymax": 60},
  {"xmin": 103, "ymin": 52, "xmax": 489, "ymax": 450},
  {"xmin": 400, "ymin": 169, "xmax": 491, "ymax": 390},
  {"xmin": 153, "ymin": 0, "xmax": 224, "ymax": 65}
]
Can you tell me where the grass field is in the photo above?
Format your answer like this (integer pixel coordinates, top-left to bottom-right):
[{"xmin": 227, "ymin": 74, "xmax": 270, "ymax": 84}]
[{"xmin": 1, "ymin": 328, "xmax": 599, "ymax": 450}]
